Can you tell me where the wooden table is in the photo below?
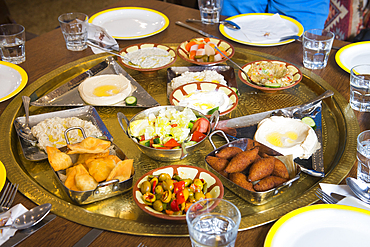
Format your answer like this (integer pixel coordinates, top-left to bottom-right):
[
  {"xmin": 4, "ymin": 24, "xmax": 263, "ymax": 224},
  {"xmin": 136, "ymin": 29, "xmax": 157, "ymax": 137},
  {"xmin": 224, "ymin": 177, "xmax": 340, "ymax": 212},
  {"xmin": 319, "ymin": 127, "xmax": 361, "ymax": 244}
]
[{"xmin": 1, "ymin": 0, "xmax": 369, "ymax": 246}]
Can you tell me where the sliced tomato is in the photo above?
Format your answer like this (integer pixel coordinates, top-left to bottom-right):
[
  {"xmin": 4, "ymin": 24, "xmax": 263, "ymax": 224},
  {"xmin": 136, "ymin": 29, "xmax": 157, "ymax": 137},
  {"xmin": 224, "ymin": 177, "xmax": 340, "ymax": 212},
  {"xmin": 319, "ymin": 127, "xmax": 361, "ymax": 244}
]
[
  {"xmin": 191, "ymin": 131, "xmax": 206, "ymax": 142},
  {"xmin": 140, "ymin": 135, "xmax": 145, "ymax": 141},
  {"xmin": 164, "ymin": 138, "xmax": 180, "ymax": 148},
  {"xmin": 191, "ymin": 118, "xmax": 210, "ymax": 134}
]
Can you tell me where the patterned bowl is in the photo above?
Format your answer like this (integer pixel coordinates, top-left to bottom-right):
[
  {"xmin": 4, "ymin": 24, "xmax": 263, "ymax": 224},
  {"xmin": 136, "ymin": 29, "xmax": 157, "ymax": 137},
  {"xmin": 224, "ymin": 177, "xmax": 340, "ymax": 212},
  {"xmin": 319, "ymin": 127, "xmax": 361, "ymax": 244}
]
[{"xmin": 133, "ymin": 165, "xmax": 224, "ymax": 220}]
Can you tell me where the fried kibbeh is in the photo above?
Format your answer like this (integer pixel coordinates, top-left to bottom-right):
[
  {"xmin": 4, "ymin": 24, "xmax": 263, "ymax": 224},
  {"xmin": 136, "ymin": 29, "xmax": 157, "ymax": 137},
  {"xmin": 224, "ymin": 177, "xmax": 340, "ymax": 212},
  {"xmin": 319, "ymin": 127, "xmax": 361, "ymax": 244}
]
[
  {"xmin": 46, "ymin": 146, "xmax": 73, "ymax": 171},
  {"xmin": 215, "ymin": 146, "xmax": 243, "ymax": 160},
  {"xmin": 229, "ymin": 173, "xmax": 255, "ymax": 192},
  {"xmin": 272, "ymin": 157, "xmax": 290, "ymax": 179},
  {"xmin": 218, "ymin": 170, "xmax": 229, "ymax": 178},
  {"xmin": 225, "ymin": 147, "xmax": 259, "ymax": 173},
  {"xmin": 206, "ymin": 156, "xmax": 229, "ymax": 172},
  {"xmin": 254, "ymin": 176, "xmax": 288, "ymax": 192},
  {"xmin": 248, "ymin": 157, "xmax": 275, "ymax": 182},
  {"xmin": 67, "ymin": 137, "xmax": 111, "ymax": 154}
]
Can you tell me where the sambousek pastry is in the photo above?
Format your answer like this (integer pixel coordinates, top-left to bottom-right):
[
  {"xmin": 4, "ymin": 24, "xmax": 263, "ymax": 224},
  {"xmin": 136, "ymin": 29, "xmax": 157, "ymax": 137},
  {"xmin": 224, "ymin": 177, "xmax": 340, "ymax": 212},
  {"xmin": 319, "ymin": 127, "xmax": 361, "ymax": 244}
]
[
  {"xmin": 46, "ymin": 146, "xmax": 73, "ymax": 171},
  {"xmin": 254, "ymin": 116, "xmax": 320, "ymax": 159},
  {"xmin": 66, "ymin": 137, "xmax": 111, "ymax": 154}
]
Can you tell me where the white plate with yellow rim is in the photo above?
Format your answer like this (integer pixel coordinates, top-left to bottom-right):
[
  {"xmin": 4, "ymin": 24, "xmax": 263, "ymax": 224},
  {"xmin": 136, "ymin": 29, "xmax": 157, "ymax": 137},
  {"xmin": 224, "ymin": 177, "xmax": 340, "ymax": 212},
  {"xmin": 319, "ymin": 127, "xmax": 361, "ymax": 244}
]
[
  {"xmin": 0, "ymin": 161, "xmax": 6, "ymax": 192},
  {"xmin": 335, "ymin": 41, "xmax": 370, "ymax": 73},
  {"xmin": 264, "ymin": 204, "xmax": 370, "ymax": 247},
  {"xmin": 0, "ymin": 61, "xmax": 28, "ymax": 103},
  {"xmin": 89, "ymin": 7, "xmax": 169, "ymax": 40},
  {"xmin": 219, "ymin": 13, "xmax": 304, "ymax": 47}
]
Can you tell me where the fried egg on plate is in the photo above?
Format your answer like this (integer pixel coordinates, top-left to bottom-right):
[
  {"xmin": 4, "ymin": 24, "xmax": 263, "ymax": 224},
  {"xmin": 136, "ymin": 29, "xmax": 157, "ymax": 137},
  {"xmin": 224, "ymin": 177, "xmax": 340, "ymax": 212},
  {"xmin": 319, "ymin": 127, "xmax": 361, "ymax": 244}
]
[{"xmin": 254, "ymin": 116, "xmax": 320, "ymax": 159}]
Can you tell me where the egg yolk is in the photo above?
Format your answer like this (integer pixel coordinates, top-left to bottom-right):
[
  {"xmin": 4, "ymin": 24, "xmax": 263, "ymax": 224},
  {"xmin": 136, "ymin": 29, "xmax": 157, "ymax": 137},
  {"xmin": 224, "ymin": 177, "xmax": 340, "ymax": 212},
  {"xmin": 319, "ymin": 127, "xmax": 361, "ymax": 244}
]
[
  {"xmin": 93, "ymin": 85, "xmax": 120, "ymax": 97},
  {"xmin": 266, "ymin": 131, "xmax": 298, "ymax": 147}
]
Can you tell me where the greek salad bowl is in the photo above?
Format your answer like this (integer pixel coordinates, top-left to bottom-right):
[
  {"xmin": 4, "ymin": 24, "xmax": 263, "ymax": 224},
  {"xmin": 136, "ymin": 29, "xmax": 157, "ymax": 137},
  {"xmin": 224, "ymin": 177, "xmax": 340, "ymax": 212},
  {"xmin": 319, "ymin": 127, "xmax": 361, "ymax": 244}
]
[
  {"xmin": 117, "ymin": 43, "xmax": 177, "ymax": 74},
  {"xmin": 133, "ymin": 165, "xmax": 224, "ymax": 220},
  {"xmin": 238, "ymin": 60, "xmax": 302, "ymax": 93},
  {"xmin": 177, "ymin": 37, "xmax": 235, "ymax": 66},
  {"xmin": 117, "ymin": 106, "xmax": 219, "ymax": 161}
]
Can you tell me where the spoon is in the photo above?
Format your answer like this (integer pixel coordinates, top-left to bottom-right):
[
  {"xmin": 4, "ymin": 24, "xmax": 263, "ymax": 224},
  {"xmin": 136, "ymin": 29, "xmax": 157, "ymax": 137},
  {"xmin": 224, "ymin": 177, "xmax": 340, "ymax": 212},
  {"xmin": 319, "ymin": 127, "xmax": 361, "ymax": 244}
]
[
  {"xmin": 18, "ymin": 96, "xmax": 37, "ymax": 143},
  {"xmin": 0, "ymin": 203, "xmax": 52, "ymax": 230},
  {"xmin": 186, "ymin": 19, "xmax": 241, "ymax": 30},
  {"xmin": 346, "ymin": 177, "xmax": 370, "ymax": 204},
  {"xmin": 213, "ymin": 46, "xmax": 249, "ymax": 78}
]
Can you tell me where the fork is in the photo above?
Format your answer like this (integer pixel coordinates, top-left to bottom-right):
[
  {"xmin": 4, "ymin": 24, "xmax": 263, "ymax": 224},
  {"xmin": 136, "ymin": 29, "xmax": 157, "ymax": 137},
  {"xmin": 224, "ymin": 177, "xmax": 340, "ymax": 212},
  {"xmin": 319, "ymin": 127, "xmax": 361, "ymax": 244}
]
[
  {"xmin": 0, "ymin": 182, "xmax": 19, "ymax": 213},
  {"xmin": 137, "ymin": 243, "xmax": 147, "ymax": 247},
  {"xmin": 315, "ymin": 188, "xmax": 339, "ymax": 204}
]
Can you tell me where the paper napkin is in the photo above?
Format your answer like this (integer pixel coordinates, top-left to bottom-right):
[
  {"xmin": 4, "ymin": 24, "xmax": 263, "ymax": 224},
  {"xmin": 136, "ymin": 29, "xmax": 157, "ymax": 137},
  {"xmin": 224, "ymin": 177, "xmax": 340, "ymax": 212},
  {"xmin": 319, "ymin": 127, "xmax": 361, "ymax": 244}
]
[
  {"xmin": 0, "ymin": 203, "xmax": 28, "ymax": 245},
  {"xmin": 239, "ymin": 14, "xmax": 297, "ymax": 43},
  {"xmin": 87, "ymin": 23, "xmax": 119, "ymax": 54}
]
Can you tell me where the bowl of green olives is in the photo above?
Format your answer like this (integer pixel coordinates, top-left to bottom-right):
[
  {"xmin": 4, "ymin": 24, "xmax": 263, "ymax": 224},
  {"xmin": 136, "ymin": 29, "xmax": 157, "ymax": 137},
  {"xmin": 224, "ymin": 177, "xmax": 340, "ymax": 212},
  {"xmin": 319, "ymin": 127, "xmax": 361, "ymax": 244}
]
[{"xmin": 133, "ymin": 165, "xmax": 224, "ymax": 220}]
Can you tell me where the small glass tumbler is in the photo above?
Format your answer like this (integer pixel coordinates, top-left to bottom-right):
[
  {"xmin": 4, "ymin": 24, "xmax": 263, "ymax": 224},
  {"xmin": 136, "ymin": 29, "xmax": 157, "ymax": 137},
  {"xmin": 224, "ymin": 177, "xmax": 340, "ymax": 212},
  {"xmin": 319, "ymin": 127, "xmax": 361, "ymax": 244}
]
[
  {"xmin": 0, "ymin": 24, "xmax": 26, "ymax": 64},
  {"xmin": 197, "ymin": 0, "xmax": 223, "ymax": 24},
  {"xmin": 302, "ymin": 29, "xmax": 334, "ymax": 69},
  {"xmin": 357, "ymin": 130, "xmax": 370, "ymax": 183},
  {"xmin": 186, "ymin": 198, "xmax": 241, "ymax": 247},
  {"xmin": 350, "ymin": 64, "xmax": 370, "ymax": 112},
  {"xmin": 58, "ymin": 12, "xmax": 88, "ymax": 51}
]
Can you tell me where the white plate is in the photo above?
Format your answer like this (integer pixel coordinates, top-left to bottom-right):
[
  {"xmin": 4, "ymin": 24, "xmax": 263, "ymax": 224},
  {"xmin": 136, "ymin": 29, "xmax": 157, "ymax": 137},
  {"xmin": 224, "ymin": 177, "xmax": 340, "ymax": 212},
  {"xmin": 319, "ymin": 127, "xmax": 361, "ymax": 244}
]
[
  {"xmin": 89, "ymin": 7, "xmax": 169, "ymax": 40},
  {"xmin": 219, "ymin": 13, "xmax": 304, "ymax": 47},
  {"xmin": 264, "ymin": 204, "xmax": 370, "ymax": 247},
  {"xmin": 335, "ymin": 41, "xmax": 370, "ymax": 73},
  {"xmin": 0, "ymin": 61, "xmax": 28, "ymax": 102}
]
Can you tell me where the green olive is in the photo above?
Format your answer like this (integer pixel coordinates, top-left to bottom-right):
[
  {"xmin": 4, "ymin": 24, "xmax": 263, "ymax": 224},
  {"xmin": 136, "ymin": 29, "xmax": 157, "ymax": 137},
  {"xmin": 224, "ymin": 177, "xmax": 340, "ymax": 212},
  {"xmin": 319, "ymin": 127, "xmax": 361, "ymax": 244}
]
[
  {"xmin": 153, "ymin": 200, "xmax": 164, "ymax": 212},
  {"xmin": 158, "ymin": 173, "xmax": 171, "ymax": 182},
  {"xmin": 188, "ymin": 195, "xmax": 196, "ymax": 203},
  {"xmin": 188, "ymin": 189, "xmax": 194, "ymax": 198},
  {"xmin": 140, "ymin": 181, "xmax": 151, "ymax": 194},
  {"xmin": 155, "ymin": 185, "xmax": 164, "ymax": 195},
  {"xmin": 182, "ymin": 179, "xmax": 192, "ymax": 187},
  {"xmin": 173, "ymin": 211, "xmax": 183, "ymax": 215},
  {"xmin": 194, "ymin": 192, "xmax": 205, "ymax": 201},
  {"xmin": 162, "ymin": 179, "xmax": 174, "ymax": 191}
]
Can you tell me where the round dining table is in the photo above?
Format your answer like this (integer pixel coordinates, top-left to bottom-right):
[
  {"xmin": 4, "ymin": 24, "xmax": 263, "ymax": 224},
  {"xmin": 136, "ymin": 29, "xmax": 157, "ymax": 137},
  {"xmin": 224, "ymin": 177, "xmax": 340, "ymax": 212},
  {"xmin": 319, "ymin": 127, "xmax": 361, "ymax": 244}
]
[{"xmin": 1, "ymin": 0, "xmax": 369, "ymax": 246}]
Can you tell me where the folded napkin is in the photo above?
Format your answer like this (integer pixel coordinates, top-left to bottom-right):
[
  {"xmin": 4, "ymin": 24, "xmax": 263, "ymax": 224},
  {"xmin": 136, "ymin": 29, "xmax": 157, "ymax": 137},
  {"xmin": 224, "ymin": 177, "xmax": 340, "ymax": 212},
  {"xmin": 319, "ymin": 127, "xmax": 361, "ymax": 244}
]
[
  {"xmin": 239, "ymin": 14, "xmax": 297, "ymax": 43},
  {"xmin": 87, "ymin": 23, "xmax": 119, "ymax": 54},
  {"xmin": 319, "ymin": 183, "xmax": 370, "ymax": 211},
  {"xmin": 0, "ymin": 203, "xmax": 28, "ymax": 245}
]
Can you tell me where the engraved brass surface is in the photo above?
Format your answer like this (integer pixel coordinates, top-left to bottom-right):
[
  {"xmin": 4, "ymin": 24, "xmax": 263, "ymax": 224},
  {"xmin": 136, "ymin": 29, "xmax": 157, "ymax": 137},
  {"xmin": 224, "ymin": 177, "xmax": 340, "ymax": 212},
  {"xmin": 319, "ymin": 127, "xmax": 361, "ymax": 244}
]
[{"xmin": 0, "ymin": 44, "xmax": 359, "ymax": 236}]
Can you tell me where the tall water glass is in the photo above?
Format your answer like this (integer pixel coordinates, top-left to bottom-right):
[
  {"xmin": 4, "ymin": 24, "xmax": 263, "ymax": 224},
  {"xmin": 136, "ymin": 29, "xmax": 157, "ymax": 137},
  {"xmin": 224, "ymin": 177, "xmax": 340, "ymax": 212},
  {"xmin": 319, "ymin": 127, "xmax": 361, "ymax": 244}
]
[
  {"xmin": 58, "ymin": 13, "xmax": 88, "ymax": 51},
  {"xmin": 186, "ymin": 198, "xmax": 241, "ymax": 247},
  {"xmin": 0, "ymin": 24, "xmax": 26, "ymax": 64},
  {"xmin": 198, "ymin": 0, "xmax": 223, "ymax": 24},
  {"xmin": 302, "ymin": 29, "xmax": 334, "ymax": 69},
  {"xmin": 350, "ymin": 64, "xmax": 370, "ymax": 112},
  {"xmin": 357, "ymin": 130, "xmax": 370, "ymax": 183}
]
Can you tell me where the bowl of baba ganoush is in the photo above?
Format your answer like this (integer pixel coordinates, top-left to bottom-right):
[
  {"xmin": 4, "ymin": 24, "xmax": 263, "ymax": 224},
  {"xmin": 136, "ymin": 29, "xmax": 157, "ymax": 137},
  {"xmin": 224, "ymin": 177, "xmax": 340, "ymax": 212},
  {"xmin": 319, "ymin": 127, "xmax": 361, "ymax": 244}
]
[
  {"xmin": 118, "ymin": 43, "xmax": 177, "ymax": 74},
  {"xmin": 239, "ymin": 60, "xmax": 302, "ymax": 93}
]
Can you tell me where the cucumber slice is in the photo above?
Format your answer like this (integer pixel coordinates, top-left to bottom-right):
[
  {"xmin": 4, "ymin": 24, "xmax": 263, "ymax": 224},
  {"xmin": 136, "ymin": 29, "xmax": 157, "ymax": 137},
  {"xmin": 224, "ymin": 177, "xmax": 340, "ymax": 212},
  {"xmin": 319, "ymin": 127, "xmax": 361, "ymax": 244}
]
[
  {"xmin": 264, "ymin": 82, "xmax": 281, "ymax": 88},
  {"xmin": 125, "ymin": 96, "xmax": 137, "ymax": 106},
  {"xmin": 301, "ymin": 116, "xmax": 316, "ymax": 129},
  {"xmin": 230, "ymin": 87, "xmax": 239, "ymax": 96},
  {"xmin": 139, "ymin": 140, "xmax": 150, "ymax": 147}
]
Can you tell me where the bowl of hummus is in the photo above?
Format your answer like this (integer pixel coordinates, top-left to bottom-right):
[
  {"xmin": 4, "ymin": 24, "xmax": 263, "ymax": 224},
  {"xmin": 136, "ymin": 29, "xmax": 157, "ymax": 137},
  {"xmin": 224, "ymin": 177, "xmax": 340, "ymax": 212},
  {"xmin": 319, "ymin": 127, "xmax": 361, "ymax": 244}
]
[
  {"xmin": 118, "ymin": 43, "xmax": 177, "ymax": 75},
  {"xmin": 239, "ymin": 60, "xmax": 302, "ymax": 93}
]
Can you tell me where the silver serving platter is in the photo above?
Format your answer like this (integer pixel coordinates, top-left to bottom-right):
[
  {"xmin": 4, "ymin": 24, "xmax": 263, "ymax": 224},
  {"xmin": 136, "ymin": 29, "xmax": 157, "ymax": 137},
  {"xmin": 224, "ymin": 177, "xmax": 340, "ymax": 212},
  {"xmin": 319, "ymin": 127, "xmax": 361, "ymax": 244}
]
[
  {"xmin": 31, "ymin": 57, "xmax": 160, "ymax": 107},
  {"xmin": 14, "ymin": 106, "xmax": 112, "ymax": 161}
]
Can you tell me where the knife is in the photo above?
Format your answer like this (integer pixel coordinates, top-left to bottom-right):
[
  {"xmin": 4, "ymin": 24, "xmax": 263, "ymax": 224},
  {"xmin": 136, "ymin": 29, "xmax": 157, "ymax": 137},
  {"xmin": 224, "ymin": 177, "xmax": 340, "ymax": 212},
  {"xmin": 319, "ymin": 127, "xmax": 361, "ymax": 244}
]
[
  {"xmin": 175, "ymin": 21, "xmax": 221, "ymax": 39},
  {"xmin": 2, "ymin": 214, "xmax": 56, "ymax": 247},
  {"xmin": 72, "ymin": 228, "xmax": 104, "ymax": 247}
]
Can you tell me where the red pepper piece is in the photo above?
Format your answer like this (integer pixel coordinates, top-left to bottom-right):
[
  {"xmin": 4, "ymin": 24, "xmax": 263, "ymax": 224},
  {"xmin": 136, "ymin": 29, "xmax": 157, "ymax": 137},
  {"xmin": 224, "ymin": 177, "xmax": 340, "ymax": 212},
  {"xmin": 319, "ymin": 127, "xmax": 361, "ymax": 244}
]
[
  {"xmin": 176, "ymin": 190, "xmax": 186, "ymax": 204},
  {"xmin": 171, "ymin": 199, "xmax": 180, "ymax": 211},
  {"xmin": 173, "ymin": 181, "xmax": 185, "ymax": 194}
]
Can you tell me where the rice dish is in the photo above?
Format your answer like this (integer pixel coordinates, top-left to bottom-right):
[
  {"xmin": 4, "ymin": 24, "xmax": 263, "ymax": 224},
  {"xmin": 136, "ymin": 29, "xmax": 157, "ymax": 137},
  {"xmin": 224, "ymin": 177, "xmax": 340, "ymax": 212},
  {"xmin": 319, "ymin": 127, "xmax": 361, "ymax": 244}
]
[
  {"xmin": 31, "ymin": 117, "xmax": 102, "ymax": 151},
  {"xmin": 171, "ymin": 70, "xmax": 227, "ymax": 90}
]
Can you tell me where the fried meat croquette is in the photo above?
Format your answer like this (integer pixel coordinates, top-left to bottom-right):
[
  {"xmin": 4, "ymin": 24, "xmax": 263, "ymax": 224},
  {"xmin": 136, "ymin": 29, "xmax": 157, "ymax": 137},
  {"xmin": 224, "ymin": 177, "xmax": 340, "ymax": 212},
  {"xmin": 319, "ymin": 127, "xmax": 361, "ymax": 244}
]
[
  {"xmin": 229, "ymin": 173, "xmax": 255, "ymax": 192},
  {"xmin": 253, "ymin": 176, "xmax": 288, "ymax": 192},
  {"xmin": 206, "ymin": 156, "xmax": 229, "ymax": 172},
  {"xmin": 271, "ymin": 157, "xmax": 290, "ymax": 179},
  {"xmin": 215, "ymin": 147, "xmax": 243, "ymax": 160},
  {"xmin": 225, "ymin": 147, "xmax": 259, "ymax": 173},
  {"xmin": 248, "ymin": 157, "xmax": 275, "ymax": 182}
]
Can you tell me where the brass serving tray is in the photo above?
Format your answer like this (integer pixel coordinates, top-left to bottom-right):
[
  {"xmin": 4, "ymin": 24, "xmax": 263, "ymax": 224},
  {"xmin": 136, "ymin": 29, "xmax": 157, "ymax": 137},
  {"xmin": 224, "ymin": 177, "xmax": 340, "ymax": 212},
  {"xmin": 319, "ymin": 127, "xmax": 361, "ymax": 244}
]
[{"xmin": 0, "ymin": 44, "xmax": 359, "ymax": 236}]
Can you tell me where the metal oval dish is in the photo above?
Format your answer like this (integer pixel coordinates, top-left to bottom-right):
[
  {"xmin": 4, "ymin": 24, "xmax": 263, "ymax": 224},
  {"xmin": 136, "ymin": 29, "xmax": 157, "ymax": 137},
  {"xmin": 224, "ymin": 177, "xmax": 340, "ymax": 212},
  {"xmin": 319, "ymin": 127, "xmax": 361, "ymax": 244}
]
[
  {"xmin": 133, "ymin": 165, "xmax": 224, "ymax": 220},
  {"xmin": 117, "ymin": 43, "xmax": 177, "ymax": 74},
  {"xmin": 206, "ymin": 130, "xmax": 301, "ymax": 205},
  {"xmin": 177, "ymin": 37, "xmax": 235, "ymax": 66},
  {"xmin": 51, "ymin": 127, "xmax": 134, "ymax": 205},
  {"xmin": 169, "ymin": 81, "xmax": 238, "ymax": 117},
  {"xmin": 117, "ymin": 105, "xmax": 219, "ymax": 162},
  {"xmin": 238, "ymin": 60, "xmax": 302, "ymax": 93}
]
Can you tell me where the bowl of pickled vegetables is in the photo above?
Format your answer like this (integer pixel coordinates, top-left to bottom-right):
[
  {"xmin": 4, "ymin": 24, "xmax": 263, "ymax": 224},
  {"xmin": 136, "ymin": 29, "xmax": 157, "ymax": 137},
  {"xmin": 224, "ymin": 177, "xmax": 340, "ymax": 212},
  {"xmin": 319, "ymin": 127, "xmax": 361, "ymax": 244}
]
[
  {"xmin": 117, "ymin": 106, "xmax": 218, "ymax": 161},
  {"xmin": 177, "ymin": 37, "xmax": 235, "ymax": 66},
  {"xmin": 133, "ymin": 165, "xmax": 224, "ymax": 220}
]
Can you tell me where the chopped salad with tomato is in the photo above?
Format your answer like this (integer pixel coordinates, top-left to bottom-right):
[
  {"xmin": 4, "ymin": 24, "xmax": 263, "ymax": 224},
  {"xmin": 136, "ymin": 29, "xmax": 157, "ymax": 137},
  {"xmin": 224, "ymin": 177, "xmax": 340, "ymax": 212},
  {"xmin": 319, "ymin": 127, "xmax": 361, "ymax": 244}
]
[
  {"xmin": 184, "ymin": 38, "xmax": 226, "ymax": 63},
  {"xmin": 129, "ymin": 107, "xmax": 210, "ymax": 149}
]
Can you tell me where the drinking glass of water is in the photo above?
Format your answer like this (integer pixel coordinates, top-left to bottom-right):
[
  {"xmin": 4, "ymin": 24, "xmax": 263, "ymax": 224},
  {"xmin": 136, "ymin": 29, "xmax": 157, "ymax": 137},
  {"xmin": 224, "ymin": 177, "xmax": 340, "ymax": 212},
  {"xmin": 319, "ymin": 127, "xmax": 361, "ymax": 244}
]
[
  {"xmin": 302, "ymin": 29, "xmax": 334, "ymax": 70},
  {"xmin": 58, "ymin": 13, "xmax": 88, "ymax": 51},
  {"xmin": 198, "ymin": 0, "xmax": 223, "ymax": 24},
  {"xmin": 186, "ymin": 198, "xmax": 241, "ymax": 247},
  {"xmin": 350, "ymin": 64, "xmax": 370, "ymax": 112},
  {"xmin": 357, "ymin": 130, "xmax": 370, "ymax": 183},
  {"xmin": 0, "ymin": 24, "xmax": 26, "ymax": 64}
]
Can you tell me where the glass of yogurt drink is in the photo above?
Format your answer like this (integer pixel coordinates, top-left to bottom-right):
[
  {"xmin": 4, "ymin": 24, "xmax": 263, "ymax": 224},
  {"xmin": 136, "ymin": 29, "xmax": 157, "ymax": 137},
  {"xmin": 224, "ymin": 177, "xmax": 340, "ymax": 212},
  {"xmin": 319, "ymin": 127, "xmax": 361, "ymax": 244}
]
[{"xmin": 186, "ymin": 198, "xmax": 241, "ymax": 247}]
